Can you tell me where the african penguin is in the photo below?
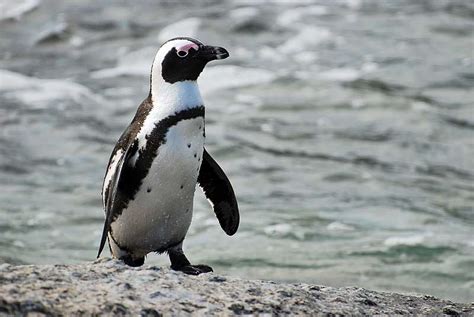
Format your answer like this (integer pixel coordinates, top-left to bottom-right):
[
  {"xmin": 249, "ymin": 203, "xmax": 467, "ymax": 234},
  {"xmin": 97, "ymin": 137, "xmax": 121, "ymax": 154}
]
[{"xmin": 97, "ymin": 37, "xmax": 239, "ymax": 275}]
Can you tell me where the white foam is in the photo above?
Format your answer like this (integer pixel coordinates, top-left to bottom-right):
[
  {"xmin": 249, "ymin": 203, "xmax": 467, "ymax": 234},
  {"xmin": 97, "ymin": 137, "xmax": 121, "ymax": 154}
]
[
  {"xmin": 344, "ymin": 0, "xmax": 362, "ymax": 9},
  {"xmin": 351, "ymin": 99, "xmax": 366, "ymax": 108},
  {"xmin": 229, "ymin": 7, "xmax": 260, "ymax": 29},
  {"xmin": 318, "ymin": 62, "xmax": 377, "ymax": 82},
  {"xmin": 69, "ymin": 36, "xmax": 84, "ymax": 47},
  {"xmin": 361, "ymin": 62, "xmax": 378, "ymax": 73},
  {"xmin": 203, "ymin": 217, "xmax": 218, "ymax": 226},
  {"xmin": 235, "ymin": 94, "xmax": 263, "ymax": 107},
  {"xmin": 0, "ymin": 69, "xmax": 100, "ymax": 106},
  {"xmin": 277, "ymin": 5, "xmax": 328, "ymax": 27},
  {"xmin": 199, "ymin": 65, "xmax": 276, "ymax": 95},
  {"xmin": 229, "ymin": 7, "xmax": 259, "ymax": 20},
  {"xmin": 233, "ymin": 46, "xmax": 255, "ymax": 60},
  {"xmin": 33, "ymin": 20, "xmax": 68, "ymax": 44},
  {"xmin": 264, "ymin": 223, "xmax": 292, "ymax": 236},
  {"xmin": 91, "ymin": 46, "xmax": 155, "ymax": 79},
  {"xmin": 259, "ymin": 46, "xmax": 286, "ymax": 63},
  {"xmin": 0, "ymin": 0, "xmax": 40, "ymax": 21},
  {"xmin": 384, "ymin": 234, "xmax": 427, "ymax": 247},
  {"xmin": 278, "ymin": 26, "xmax": 331, "ymax": 54},
  {"xmin": 294, "ymin": 51, "xmax": 318, "ymax": 63},
  {"xmin": 411, "ymin": 101, "xmax": 431, "ymax": 112},
  {"xmin": 158, "ymin": 17, "xmax": 201, "ymax": 44},
  {"xmin": 12, "ymin": 240, "xmax": 25, "ymax": 248},
  {"xmin": 0, "ymin": 69, "xmax": 34, "ymax": 90},
  {"xmin": 318, "ymin": 68, "xmax": 360, "ymax": 82},
  {"xmin": 327, "ymin": 221, "xmax": 354, "ymax": 231}
]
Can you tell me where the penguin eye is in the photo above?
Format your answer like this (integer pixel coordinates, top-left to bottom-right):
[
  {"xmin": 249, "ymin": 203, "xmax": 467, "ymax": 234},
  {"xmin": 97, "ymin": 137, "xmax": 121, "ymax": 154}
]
[{"xmin": 177, "ymin": 50, "xmax": 188, "ymax": 58}]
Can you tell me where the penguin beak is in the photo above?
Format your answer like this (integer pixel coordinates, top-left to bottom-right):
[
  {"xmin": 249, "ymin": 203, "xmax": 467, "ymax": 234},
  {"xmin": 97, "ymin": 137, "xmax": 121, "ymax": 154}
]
[{"xmin": 199, "ymin": 45, "xmax": 229, "ymax": 62}]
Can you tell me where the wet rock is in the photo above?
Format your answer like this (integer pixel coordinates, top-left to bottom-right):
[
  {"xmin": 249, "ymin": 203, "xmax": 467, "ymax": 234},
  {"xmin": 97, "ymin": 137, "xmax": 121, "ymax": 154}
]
[
  {"xmin": 360, "ymin": 298, "xmax": 378, "ymax": 306},
  {"xmin": 0, "ymin": 259, "xmax": 471, "ymax": 316},
  {"xmin": 140, "ymin": 308, "xmax": 162, "ymax": 317},
  {"xmin": 443, "ymin": 305, "xmax": 460, "ymax": 316},
  {"xmin": 209, "ymin": 275, "xmax": 226, "ymax": 282}
]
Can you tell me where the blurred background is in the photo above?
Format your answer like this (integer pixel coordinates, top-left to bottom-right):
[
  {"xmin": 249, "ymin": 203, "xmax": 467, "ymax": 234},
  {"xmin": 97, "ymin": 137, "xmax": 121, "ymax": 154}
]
[{"xmin": 0, "ymin": 0, "xmax": 473, "ymax": 302}]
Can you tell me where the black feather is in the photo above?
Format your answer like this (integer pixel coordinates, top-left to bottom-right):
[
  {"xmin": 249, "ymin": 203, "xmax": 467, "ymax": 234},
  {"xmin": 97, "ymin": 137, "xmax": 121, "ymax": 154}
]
[{"xmin": 198, "ymin": 149, "xmax": 239, "ymax": 235}]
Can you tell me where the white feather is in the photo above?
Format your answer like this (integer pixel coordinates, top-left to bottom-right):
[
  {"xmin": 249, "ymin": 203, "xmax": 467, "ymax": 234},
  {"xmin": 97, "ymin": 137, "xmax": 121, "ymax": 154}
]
[
  {"xmin": 200, "ymin": 184, "xmax": 215, "ymax": 210},
  {"xmin": 102, "ymin": 149, "xmax": 124, "ymax": 206}
]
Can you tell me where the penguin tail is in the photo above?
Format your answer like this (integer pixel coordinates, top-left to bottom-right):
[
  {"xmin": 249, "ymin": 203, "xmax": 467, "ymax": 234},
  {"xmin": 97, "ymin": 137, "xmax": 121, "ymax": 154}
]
[{"xmin": 96, "ymin": 222, "xmax": 109, "ymax": 259}]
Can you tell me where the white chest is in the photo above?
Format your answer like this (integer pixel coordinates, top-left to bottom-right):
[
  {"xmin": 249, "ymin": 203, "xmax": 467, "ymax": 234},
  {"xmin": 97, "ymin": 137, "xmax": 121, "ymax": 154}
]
[
  {"xmin": 147, "ymin": 116, "xmax": 205, "ymax": 192},
  {"xmin": 112, "ymin": 116, "xmax": 205, "ymax": 254}
]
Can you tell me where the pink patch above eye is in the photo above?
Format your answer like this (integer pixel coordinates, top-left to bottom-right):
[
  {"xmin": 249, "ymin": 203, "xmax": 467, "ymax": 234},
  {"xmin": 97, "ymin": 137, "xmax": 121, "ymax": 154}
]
[{"xmin": 176, "ymin": 43, "xmax": 199, "ymax": 54}]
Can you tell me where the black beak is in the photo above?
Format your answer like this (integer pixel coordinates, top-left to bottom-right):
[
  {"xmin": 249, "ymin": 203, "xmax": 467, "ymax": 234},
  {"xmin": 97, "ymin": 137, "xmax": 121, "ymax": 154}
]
[{"xmin": 199, "ymin": 45, "xmax": 229, "ymax": 62}]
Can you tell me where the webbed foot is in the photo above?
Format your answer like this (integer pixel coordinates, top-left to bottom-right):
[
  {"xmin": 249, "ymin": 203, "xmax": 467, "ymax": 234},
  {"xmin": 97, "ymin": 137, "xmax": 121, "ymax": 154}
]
[
  {"xmin": 168, "ymin": 242, "xmax": 213, "ymax": 275},
  {"xmin": 172, "ymin": 264, "xmax": 213, "ymax": 275}
]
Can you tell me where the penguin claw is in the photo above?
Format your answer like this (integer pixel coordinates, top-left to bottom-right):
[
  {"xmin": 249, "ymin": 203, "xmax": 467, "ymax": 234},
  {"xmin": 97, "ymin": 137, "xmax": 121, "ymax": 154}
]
[
  {"xmin": 173, "ymin": 264, "xmax": 213, "ymax": 275},
  {"xmin": 193, "ymin": 264, "xmax": 213, "ymax": 273}
]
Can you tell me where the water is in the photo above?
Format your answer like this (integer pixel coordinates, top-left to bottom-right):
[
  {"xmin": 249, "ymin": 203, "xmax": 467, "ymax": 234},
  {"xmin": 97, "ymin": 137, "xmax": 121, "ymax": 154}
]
[{"xmin": 1, "ymin": 0, "xmax": 473, "ymax": 302}]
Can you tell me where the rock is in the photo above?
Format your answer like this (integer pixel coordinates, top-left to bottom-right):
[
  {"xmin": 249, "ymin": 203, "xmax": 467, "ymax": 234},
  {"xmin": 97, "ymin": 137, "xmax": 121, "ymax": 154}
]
[{"xmin": 0, "ymin": 259, "xmax": 472, "ymax": 316}]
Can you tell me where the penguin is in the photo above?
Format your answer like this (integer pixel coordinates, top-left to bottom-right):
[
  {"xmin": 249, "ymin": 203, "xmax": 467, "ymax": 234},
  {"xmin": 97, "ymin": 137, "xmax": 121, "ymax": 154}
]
[{"xmin": 97, "ymin": 37, "xmax": 239, "ymax": 275}]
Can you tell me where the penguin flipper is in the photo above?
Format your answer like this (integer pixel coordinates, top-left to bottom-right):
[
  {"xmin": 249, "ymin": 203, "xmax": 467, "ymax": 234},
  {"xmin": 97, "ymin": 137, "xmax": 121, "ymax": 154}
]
[
  {"xmin": 198, "ymin": 148, "xmax": 239, "ymax": 235},
  {"xmin": 97, "ymin": 141, "xmax": 138, "ymax": 258}
]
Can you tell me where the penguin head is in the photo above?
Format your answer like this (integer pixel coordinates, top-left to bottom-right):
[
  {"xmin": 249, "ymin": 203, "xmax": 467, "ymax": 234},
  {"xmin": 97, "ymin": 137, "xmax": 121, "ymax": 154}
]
[{"xmin": 151, "ymin": 37, "xmax": 229, "ymax": 85}]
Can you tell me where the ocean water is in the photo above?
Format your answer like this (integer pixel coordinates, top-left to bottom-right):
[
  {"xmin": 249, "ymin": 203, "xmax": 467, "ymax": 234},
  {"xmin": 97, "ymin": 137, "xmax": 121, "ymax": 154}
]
[{"xmin": 0, "ymin": 0, "xmax": 473, "ymax": 302}]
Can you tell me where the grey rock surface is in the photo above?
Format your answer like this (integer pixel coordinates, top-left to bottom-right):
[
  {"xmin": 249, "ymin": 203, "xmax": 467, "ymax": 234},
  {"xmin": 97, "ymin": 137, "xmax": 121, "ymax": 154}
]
[{"xmin": 0, "ymin": 258, "xmax": 472, "ymax": 316}]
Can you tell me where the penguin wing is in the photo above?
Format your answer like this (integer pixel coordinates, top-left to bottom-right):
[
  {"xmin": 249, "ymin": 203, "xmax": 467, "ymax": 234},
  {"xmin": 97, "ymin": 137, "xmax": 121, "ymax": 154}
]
[
  {"xmin": 198, "ymin": 148, "xmax": 239, "ymax": 235},
  {"xmin": 97, "ymin": 140, "xmax": 138, "ymax": 258}
]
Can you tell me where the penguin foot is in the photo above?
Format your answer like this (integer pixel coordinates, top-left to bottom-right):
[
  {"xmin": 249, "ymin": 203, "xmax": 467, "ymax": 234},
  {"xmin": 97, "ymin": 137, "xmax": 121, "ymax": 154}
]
[
  {"xmin": 172, "ymin": 264, "xmax": 213, "ymax": 275},
  {"xmin": 121, "ymin": 255, "xmax": 145, "ymax": 267},
  {"xmin": 168, "ymin": 241, "xmax": 212, "ymax": 275}
]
